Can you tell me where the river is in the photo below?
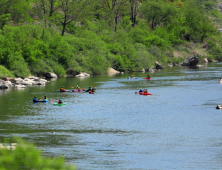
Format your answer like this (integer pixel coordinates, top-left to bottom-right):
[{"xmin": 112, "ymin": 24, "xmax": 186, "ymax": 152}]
[{"xmin": 1, "ymin": 63, "xmax": 222, "ymax": 170}]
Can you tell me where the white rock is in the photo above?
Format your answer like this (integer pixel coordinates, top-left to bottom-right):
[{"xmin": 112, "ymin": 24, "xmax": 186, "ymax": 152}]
[
  {"xmin": 15, "ymin": 84, "xmax": 26, "ymax": 88},
  {"xmin": 84, "ymin": 73, "xmax": 90, "ymax": 77},
  {"xmin": 39, "ymin": 79, "xmax": 47, "ymax": 82},
  {"xmin": 0, "ymin": 84, "xmax": 9, "ymax": 89},
  {"xmin": 45, "ymin": 72, "xmax": 57, "ymax": 78},
  {"xmin": 78, "ymin": 73, "xmax": 85, "ymax": 77}
]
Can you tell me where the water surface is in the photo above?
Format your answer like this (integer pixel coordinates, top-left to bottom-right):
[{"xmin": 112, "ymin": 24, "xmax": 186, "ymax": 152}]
[{"xmin": 1, "ymin": 63, "xmax": 222, "ymax": 170}]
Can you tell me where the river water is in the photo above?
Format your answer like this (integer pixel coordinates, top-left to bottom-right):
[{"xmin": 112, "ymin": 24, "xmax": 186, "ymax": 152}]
[{"xmin": 1, "ymin": 63, "xmax": 222, "ymax": 170}]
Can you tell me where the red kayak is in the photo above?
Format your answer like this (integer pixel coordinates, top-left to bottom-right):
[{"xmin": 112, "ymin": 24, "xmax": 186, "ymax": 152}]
[
  {"xmin": 139, "ymin": 92, "xmax": 152, "ymax": 95},
  {"xmin": 89, "ymin": 91, "xmax": 94, "ymax": 94},
  {"xmin": 143, "ymin": 78, "xmax": 152, "ymax": 80}
]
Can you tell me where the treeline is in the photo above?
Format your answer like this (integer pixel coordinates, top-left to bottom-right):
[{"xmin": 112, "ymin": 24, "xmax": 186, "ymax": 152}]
[{"xmin": 0, "ymin": 0, "xmax": 221, "ymax": 77}]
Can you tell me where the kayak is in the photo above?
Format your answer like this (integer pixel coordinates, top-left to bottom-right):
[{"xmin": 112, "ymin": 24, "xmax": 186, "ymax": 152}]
[
  {"xmin": 127, "ymin": 77, "xmax": 138, "ymax": 79},
  {"xmin": 143, "ymin": 78, "xmax": 152, "ymax": 80},
  {"xmin": 139, "ymin": 92, "xmax": 152, "ymax": 95},
  {"xmin": 53, "ymin": 103, "xmax": 66, "ymax": 106},
  {"xmin": 55, "ymin": 90, "xmax": 70, "ymax": 92},
  {"xmin": 72, "ymin": 89, "xmax": 83, "ymax": 92},
  {"xmin": 33, "ymin": 99, "xmax": 49, "ymax": 103},
  {"xmin": 89, "ymin": 91, "xmax": 94, "ymax": 94}
]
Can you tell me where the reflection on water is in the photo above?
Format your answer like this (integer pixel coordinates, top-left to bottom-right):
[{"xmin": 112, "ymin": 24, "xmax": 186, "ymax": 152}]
[{"xmin": 1, "ymin": 63, "xmax": 222, "ymax": 169}]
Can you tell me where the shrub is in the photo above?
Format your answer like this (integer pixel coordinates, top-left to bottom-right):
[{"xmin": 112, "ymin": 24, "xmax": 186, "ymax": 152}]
[
  {"xmin": 0, "ymin": 137, "xmax": 76, "ymax": 170},
  {"xmin": 54, "ymin": 64, "xmax": 66, "ymax": 77},
  {"xmin": 0, "ymin": 65, "xmax": 14, "ymax": 78}
]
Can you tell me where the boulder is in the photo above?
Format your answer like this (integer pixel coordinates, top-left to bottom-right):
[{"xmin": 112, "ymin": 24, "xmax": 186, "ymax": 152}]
[
  {"xmin": 32, "ymin": 81, "xmax": 45, "ymax": 85},
  {"xmin": 121, "ymin": 72, "xmax": 124, "ymax": 74},
  {"xmin": 78, "ymin": 73, "xmax": 85, "ymax": 77},
  {"xmin": 4, "ymin": 81, "xmax": 12, "ymax": 87},
  {"xmin": 155, "ymin": 61, "xmax": 164, "ymax": 69},
  {"xmin": 83, "ymin": 73, "xmax": 90, "ymax": 77},
  {"xmin": 45, "ymin": 72, "xmax": 57, "ymax": 78},
  {"xmin": 15, "ymin": 78, "xmax": 23, "ymax": 84},
  {"xmin": 22, "ymin": 80, "xmax": 33, "ymax": 85},
  {"xmin": 147, "ymin": 66, "xmax": 155, "ymax": 72},
  {"xmin": 107, "ymin": 68, "xmax": 120, "ymax": 75},
  {"xmin": 15, "ymin": 84, "xmax": 26, "ymax": 88},
  {"xmin": 39, "ymin": 79, "xmax": 48, "ymax": 83},
  {"xmin": 168, "ymin": 63, "xmax": 173, "ymax": 67},
  {"xmin": 0, "ymin": 84, "xmax": 9, "ymax": 89},
  {"xmin": 140, "ymin": 68, "xmax": 145, "ymax": 72},
  {"xmin": 219, "ymin": 78, "xmax": 222, "ymax": 83},
  {"xmin": 203, "ymin": 58, "xmax": 208, "ymax": 63},
  {"xmin": 181, "ymin": 56, "xmax": 199, "ymax": 66},
  {"xmin": 216, "ymin": 105, "xmax": 222, "ymax": 109}
]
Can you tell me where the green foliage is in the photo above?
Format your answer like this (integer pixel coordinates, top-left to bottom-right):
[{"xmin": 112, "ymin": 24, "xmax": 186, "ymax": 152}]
[
  {"xmin": 0, "ymin": 137, "xmax": 76, "ymax": 170},
  {"xmin": 0, "ymin": 0, "xmax": 220, "ymax": 76},
  {"xmin": 0, "ymin": 65, "xmax": 14, "ymax": 77}
]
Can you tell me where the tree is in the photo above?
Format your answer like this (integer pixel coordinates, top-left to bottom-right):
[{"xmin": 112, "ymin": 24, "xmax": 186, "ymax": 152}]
[
  {"xmin": 55, "ymin": 0, "xmax": 93, "ymax": 36},
  {"xmin": 99, "ymin": 0, "xmax": 130, "ymax": 31},
  {"xmin": 141, "ymin": 0, "xmax": 179, "ymax": 29},
  {"xmin": 129, "ymin": 0, "xmax": 142, "ymax": 27},
  {"xmin": 0, "ymin": 0, "xmax": 31, "ymax": 29}
]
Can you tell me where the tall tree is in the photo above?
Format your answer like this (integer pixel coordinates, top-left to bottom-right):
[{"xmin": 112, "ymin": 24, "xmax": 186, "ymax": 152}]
[
  {"xmin": 55, "ymin": 0, "xmax": 93, "ymax": 36},
  {"xmin": 0, "ymin": 0, "xmax": 31, "ymax": 29},
  {"xmin": 100, "ymin": 0, "xmax": 130, "ymax": 31},
  {"xmin": 129, "ymin": 0, "xmax": 142, "ymax": 27},
  {"xmin": 141, "ymin": 0, "xmax": 178, "ymax": 29}
]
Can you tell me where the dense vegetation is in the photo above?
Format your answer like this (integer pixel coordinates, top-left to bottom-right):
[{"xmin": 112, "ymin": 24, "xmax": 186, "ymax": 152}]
[
  {"xmin": 0, "ymin": 0, "xmax": 222, "ymax": 77},
  {"xmin": 0, "ymin": 137, "xmax": 76, "ymax": 170}
]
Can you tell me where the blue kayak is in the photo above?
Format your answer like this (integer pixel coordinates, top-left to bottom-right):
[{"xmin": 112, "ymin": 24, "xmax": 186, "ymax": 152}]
[
  {"xmin": 127, "ymin": 77, "xmax": 138, "ymax": 79},
  {"xmin": 33, "ymin": 99, "xmax": 48, "ymax": 103}
]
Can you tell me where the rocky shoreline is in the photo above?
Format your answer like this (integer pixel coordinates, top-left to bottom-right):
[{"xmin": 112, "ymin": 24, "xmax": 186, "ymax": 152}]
[{"xmin": 0, "ymin": 57, "xmax": 216, "ymax": 89}]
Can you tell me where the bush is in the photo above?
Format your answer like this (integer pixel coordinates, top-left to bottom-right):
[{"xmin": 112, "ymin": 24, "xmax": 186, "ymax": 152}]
[
  {"xmin": 54, "ymin": 64, "xmax": 66, "ymax": 77},
  {"xmin": 0, "ymin": 65, "xmax": 14, "ymax": 77},
  {"xmin": 0, "ymin": 137, "xmax": 76, "ymax": 170}
]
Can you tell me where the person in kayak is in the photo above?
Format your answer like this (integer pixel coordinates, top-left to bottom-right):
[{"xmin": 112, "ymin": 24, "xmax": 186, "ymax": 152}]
[
  {"xmin": 144, "ymin": 89, "xmax": 148, "ymax": 93},
  {"xmin": 60, "ymin": 86, "xmax": 65, "ymax": 91},
  {"xmin": 130, "ymin": 75, "xmax": 134, "ymax": 78},
  {"xmin": 85, "ymin": 87, "xmax": 92, "ymax": 92},
  {"xmin": 44, "ymin": 96, "xmax": 47, "ymax": 99},
  {"xmin": 75, "ymin": 85, "xmax": 79, "ymax": 89},
  {"xmin": 58, "ymin": 99, "xmax": 63, "ymax": 104},
  {"xmin": 33, "ymin": 96, "xmax": 39, "ymax": 102},
  {"xmin": 147, "ymin": 75, "xmax": 150, "ymax": 78},
  {"xmin": 139, "ymin": 89, "xmax": 143, "ymax": 92}
]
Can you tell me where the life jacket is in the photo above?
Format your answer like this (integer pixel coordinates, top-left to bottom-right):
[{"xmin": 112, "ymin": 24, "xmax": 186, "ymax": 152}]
[{"xmin": 60, "ymin": 88, "xmax": 65, "ymax": 91}]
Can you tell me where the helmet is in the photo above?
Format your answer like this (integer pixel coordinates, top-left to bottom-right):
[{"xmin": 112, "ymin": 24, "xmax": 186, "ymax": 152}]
[
  {"xmin": 62, "ymin": 86, "xmax": 64, "ymax": 88},
  {"xmin": 34, "ymin": 96, "xmax": 36, "ymax": 98},
  {"xmin": 59, "ymin": 99, "xmax": 61, "ymax": 101},
  {"xmin": 77, "ymin": 85, "xmax": 78, "ymax": 86}
]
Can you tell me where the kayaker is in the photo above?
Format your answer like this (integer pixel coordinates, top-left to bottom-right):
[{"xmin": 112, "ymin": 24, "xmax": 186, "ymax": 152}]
[
  {"xmin": 75, "ymin": 85, "xmax": 79, "ymax": 89},
  {"xmin": 139, "ymin": 89, "xmax": 143, "ymax": 92},
  {"xmin": 58, "ymin": 99, "xmax": 63, "ymax": 104},
  {"xmin": 44, "ymin": 96, "xmax": 47, "ymax": 99},
  {"xmin": 60, "ymin": 86, "xmax": 65, "ymax": 91},
  {"xmin": 33, "ymin": 96, "xmax": 39, "ymax": 102},
  {"xmin": 86, "ymin": 87, "xmax": 92, "ymax": 92},
  {"xmin": 144, "ymin": 89, "xmax": 148, "ymax": 93},
  {"xmin": 147, "ymin": 75, "xmax": 150, "ymax": 78},
  {"xmin": 130, "ymin": 75, "xmax": 134, "ymax": 78}
]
